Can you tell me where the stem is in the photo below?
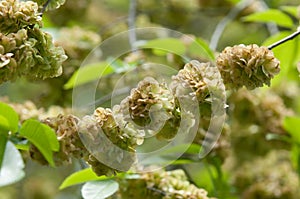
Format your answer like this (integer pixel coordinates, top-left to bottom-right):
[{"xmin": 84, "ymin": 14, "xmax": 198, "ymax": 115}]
[{"xmin": 268, "ymin": 29, "xmax": 300, "ymax": 50}]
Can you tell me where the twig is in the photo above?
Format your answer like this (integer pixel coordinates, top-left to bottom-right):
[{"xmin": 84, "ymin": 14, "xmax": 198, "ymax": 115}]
[
  {"xmin": 209, "ymin": 0, "xmax": 254, "ymax": 51},
  {"xmin": 268, "ymin": 29, "xmax": 300, "ymax": 50},
  {"xmin": 41, "ymin": 0, "xmax": 52, "ymax": 14},
  {"xmin": 128, "ymin": 0, "xmax": 137, "ymax": 51}
]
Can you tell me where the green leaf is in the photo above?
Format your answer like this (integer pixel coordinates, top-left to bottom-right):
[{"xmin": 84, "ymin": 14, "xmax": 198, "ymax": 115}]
[
  {"xmin": 188, "ymin": 37, "xmax": 215, "ymax": 61},
  {"xmin": 280, "ymin": 6, "xmax": 298, "ymax": 18},
  {"xmin": 184, "ymin": 163, "xmax": 216, "ymax": 193},
  {"xmin": 0, "ymin": 116, "xmax": 9, "ymax": 132},
  {"xmin": 291, "ymin": 145, "xmax": 300, "ymax": 171},
  {"xmin": 243, "ymin": 9, "xmax": 294, "ymax": 28},
  {"xmin": 0, "ymin": 131, "xmax": 8, "ymax": 170},
  {"xmin": 0, "ymin": 102, "xmax": 19, "ymax": 133},
  {"xmin": 142, "ymin": 38, "xmax": 186, "ymax": 56},
  {"xmin": 152, "ymin": 143, "xmax": 201, "ymax": 156},
  {"xmin": 59, "ymin": 168, "xmax": 110, "ymax": 190},
  {"xmin": 81, "ymin": 179, "xmax": 119, "ymax": 199},
  {"xmin": 19, "ymin": 119, "xmax": 59, "ymax": 167},
  {"xmin": 283, "ymin": 116, "xmax": 300, "ymax": 144},
  {"xmin": 64, "ymin": 62, "xmax": 114, "ymax": 89},
  {"xmin": 0, "ymin": 141, "xmax": 25, "ymax": 187}
]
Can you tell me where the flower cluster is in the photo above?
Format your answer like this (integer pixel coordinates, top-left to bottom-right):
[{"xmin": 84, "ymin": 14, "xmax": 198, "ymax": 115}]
[
  {"xmin": 30, "ymin": 114, "xmax": 87, "ymax": 166},
  {"xmin": 0, "ymin": 97, "xmax": 73, "ymax": 122},
  {"xmin": 78, "ymin": 107, "xmax": 137, "ymax": 176},
  {"xmin": 0, "ymin": 0, "xmax": 67, "ymax": 84},
  {"xmin": 171, "ymin": 60, "xmax": 224, "ymax": 102},
  {"xmin": 172, "ymin": 60, "xmax": 228, "ymax": 160},
  {"xmin": 114, "ymin": 77, "xmax": 180, "ymax": 141},
  {"xmin": 216, "ymin": 44, "xmax": 280, "ymax": 90},
  {"xmin": 228, "ymin": 88, "xmax": 293, "ymax": 162},
  {"xmin": 233, "ymin": 150, "xmax": 300, "ymax": 199},
  {"xmin": 120, "ymin": 169, "xmax": 214, "ymax": 199},
  {"xmin": 0, "ymin": 0, "xmax": 42, "ymax": 33}
]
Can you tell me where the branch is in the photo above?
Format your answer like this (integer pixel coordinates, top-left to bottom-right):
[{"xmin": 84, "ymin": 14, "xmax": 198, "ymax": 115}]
[
  {"xmin": 128, "ymin": 0, "xmax": 137, "ymax": 51},
  {"xmin": 268, "ymin": 29, "xmax": 300, "ymax": 50},
  {"xmin": 209, "ymin": 0, "xmax": 254, "ymax": 51}
]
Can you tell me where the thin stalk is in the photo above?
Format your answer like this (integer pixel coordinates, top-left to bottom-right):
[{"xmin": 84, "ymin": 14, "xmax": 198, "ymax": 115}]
[{"xmin": 268, "ymin": 29, "xmax": 300, "ymax": 50}]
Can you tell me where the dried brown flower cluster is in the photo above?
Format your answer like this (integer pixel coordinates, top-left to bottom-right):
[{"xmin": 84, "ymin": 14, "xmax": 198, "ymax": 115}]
[{"xmin": 216, "ymin": 44, "xmax": 280, "ymax": 90}]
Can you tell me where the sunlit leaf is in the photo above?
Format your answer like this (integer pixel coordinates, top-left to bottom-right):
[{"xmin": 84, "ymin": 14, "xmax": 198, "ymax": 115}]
[
  {"xmin": 19, "ymin": 119, "xmax": 59, "ymax": 167},
  {"xmin": 0, "ymin": 102, "xmax": 19, "ymax": 133},
  {"xmin": 0, "ymin": 141, "xmax": 25, "ymax": 187},
  {"xmin": 59, "ymin": 168, "xmax": 110, "ymax": 190},
  {"xmin": 184, "ymin": 163, "xmax": 216, "ymax": 193},
  {"xmin": 291, "ymin": 145, "xmax": 300, "ymax": 173},
  {"xmin": 64, "ymin": 62, "xmax": 114, "ymax": 89},
  {"xmin": 283, "ymin": 116, "xmax": 300, "ymax": 144},
  {"xmin": 151, "ymin": 143, "xmax": 201, "ymax": 156},
  {"xmin": 280, "ymin": 6, "xmax": 298, "ymax": 18},
  {"xmin": 243, "ymin": 9, "xmax": 294, "ymax": 28},
  {"xmin": 0, "ymin": 131, "xmax": 8, "ymax": 170},
  {"xmin": 81, "ymin": 180, "xmax": 119, "ymax": 199},
  {"xmin": 0, "ymin": 116, "xmax": 9, "ymax": 132},
  {"xmin": 188, "ymin": 37, "xmax": 215, "ymax": 61},
  {"xmin": 142, "ymin": 38, "xmax": 186, "ymax": 56}
]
